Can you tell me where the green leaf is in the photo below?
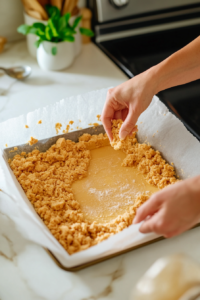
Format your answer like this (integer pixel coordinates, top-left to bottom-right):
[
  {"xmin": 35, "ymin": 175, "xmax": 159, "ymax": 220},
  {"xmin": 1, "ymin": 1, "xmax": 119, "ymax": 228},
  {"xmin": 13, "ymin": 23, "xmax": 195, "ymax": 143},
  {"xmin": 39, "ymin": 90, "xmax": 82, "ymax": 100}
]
[
  {"xmin": 51, "ymin": 46, "xmax": 57, "ymax": 55},
  {"xmin": 64, "ymin": 35, "xmax": 75, "ymax": 42},
  {"xmin": 58, "ymin": 12, "xmax": 71, "ymax": 32},
  {"xmin": 32, "ymin": 23, "xmax": 45, "ymax": 31},
  {"xmin": 34, "ymin": 38, "xmax": 42, "ymax": 48},
  {"xmin": 45, "ymin": 26, "xmax": 53, "ymax": 40},
  {"xmin": 48, "ymin": 19, "xmax": 59, "ymax": 37},
  {"xmin": 45, "ymin": 4, "xmax": 60, "ymax": 19},
  {"xmin": 72, "ymin": 16, "xmax": 82, "ymax": 29},
  {"xmin": 17, "ymin": 24, "xmax": 30, "ymax": 35},
  {"xmin": 29, "ymin": 27, "xmax": 39, "ymax": 34},
  {"xmin": 79, "ymin": 27, "xmax": 94, "ymax": 37}
]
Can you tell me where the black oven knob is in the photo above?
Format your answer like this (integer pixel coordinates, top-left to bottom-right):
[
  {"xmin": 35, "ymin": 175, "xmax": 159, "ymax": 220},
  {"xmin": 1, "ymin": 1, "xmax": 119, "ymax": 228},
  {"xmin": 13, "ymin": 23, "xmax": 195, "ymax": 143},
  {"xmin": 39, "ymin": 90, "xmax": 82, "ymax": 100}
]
[{"xmin": 109, "ymin": 0, "xmax": 129, "ymax": 9}]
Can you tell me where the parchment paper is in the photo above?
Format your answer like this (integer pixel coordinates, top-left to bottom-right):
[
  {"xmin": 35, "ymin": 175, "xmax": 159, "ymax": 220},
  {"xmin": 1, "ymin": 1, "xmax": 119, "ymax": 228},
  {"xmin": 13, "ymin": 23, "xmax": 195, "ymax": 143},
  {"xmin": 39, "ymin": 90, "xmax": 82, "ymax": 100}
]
[{"xmin": 0, "ymin": 88, "xmax": 200, "ymax": 268}]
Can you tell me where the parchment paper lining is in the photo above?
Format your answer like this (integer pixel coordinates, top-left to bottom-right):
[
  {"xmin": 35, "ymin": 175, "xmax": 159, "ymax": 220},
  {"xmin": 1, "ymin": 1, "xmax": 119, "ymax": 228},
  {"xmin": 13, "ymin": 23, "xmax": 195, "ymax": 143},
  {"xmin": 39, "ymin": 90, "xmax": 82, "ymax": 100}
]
[{"xmin": 0, "ymin": 88, "xmax": 200, "ymax": 268}]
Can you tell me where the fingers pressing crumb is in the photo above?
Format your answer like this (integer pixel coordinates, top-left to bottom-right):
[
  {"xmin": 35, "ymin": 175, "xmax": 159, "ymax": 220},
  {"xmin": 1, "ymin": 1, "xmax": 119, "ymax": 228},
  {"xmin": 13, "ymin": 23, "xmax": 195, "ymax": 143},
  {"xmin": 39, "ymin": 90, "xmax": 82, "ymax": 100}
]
[
  {"xmin": 28, "ymin": 137, "xmax": 38, "ymax": 146},
  {"xmin": 38, "ymin": 120, "xmax": 42, "ymax": 124},
  {"xmin": 111, "ymin": 119, "xmax": 178, "ymax": 189},
  {"xmin": 55, "ymin": 123, "xmax": 62, "ymax": 134},
  {"xmin": 25, "ymin": 125, "xmax": 29, "ymax": 129}
]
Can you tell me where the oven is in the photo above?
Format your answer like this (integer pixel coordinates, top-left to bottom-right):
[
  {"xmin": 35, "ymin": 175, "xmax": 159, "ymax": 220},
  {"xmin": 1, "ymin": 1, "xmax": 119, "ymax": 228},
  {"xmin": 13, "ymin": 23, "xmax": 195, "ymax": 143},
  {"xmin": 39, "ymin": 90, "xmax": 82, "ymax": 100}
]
[{"xmin": 88, "ymin": 0, "xmax": 200, "ymax": 140}]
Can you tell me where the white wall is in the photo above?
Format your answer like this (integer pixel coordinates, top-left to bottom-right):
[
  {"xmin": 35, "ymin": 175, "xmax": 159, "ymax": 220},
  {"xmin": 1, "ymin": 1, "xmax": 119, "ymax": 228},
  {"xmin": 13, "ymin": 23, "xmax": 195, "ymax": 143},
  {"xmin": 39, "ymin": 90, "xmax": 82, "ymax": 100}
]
[{"xmin": 0, "ymin": 0, "xmax": 24, "ymax": 41}]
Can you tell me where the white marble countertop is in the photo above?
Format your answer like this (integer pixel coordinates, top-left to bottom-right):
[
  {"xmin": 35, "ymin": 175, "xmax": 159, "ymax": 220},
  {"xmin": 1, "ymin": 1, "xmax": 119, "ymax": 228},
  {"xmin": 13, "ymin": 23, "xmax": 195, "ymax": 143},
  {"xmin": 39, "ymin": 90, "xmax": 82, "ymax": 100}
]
[{"xmin": 0, "ymin": 40, "xmax": 200, "ymax": 300}]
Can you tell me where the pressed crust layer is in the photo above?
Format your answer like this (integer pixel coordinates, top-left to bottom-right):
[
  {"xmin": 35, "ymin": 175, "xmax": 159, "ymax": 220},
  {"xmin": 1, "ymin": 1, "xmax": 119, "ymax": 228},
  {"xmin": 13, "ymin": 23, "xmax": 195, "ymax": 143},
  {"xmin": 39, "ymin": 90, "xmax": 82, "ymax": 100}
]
[{"xmin": 9, "ymin": 120, "xmax": 177, "ymax": 255}]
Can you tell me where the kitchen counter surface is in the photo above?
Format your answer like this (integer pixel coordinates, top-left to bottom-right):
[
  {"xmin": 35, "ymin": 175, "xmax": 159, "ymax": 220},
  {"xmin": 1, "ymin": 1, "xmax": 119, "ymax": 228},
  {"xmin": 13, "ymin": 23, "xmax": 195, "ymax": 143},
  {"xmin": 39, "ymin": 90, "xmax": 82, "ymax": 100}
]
[{"xmin": 0, "ymin": 40, "xmax": 200, "ymax": 300}]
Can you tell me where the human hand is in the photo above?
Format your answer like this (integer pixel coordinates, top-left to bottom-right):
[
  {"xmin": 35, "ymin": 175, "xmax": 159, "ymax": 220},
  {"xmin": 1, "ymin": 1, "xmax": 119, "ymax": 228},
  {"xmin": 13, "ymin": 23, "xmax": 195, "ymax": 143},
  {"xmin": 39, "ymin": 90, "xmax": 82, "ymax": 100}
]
[
  {"xmin": 133, "ymin": 176, "xmax": 200, "ymax": 238},
  {"xmin": 101, "ymin": 69, "xmax": 157, "ymax": 141}
]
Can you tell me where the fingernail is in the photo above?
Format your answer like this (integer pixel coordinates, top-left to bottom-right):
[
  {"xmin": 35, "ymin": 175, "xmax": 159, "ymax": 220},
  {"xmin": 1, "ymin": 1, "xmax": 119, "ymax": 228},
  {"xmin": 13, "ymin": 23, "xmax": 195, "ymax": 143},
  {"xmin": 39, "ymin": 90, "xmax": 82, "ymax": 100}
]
[{"xmin": 119, "ymin": 131, "xmax": 127, "ymax": 140}]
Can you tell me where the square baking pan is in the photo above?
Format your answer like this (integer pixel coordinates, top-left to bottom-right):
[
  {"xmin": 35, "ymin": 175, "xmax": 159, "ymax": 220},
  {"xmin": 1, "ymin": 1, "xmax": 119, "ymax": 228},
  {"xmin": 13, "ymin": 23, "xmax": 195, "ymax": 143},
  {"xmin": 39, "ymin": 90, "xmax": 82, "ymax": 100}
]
[{"xmin": 3, "ymin": 126, "xmax": 199, "ymax": 271}]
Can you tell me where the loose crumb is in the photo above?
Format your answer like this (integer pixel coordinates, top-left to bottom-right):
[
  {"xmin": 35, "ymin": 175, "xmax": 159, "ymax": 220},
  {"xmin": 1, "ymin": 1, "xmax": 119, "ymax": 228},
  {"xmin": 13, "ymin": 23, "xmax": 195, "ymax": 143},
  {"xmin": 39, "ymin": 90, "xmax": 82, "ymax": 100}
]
[
  {"xmin": 38, "ymin": 120, "xmax": 42, "ymax": 124},
  {"xmin": 96, "ymin": 115, "xmax": 101, "ymax": 122},
  {"xmin": 25, "ymin": 125, "xmax": 29, "ymax": 129},
  {"xmin": 5, "ymin": 144, "xmax": 8, "ymax": 147},
  {"xmin": 55, "ymin": 123, "xmax": 62, "ymax": 134},
  {"xmin": 89, "ymin": 123, "xmax": 99, "ymax": 127},
  {"xmin": 69, "ymin": 120, "xmax": 74, "ymax": 125},
  {"xmin": 9, "ymin": 147, "xmax": 18, "ymax": 153},
  {"xmin": 28, "ymin": 137, "xmax": 38, "ymax": 146},
  {"xmin": 79, "ymin": 120, "xmax": 81, "ymax": 122}
]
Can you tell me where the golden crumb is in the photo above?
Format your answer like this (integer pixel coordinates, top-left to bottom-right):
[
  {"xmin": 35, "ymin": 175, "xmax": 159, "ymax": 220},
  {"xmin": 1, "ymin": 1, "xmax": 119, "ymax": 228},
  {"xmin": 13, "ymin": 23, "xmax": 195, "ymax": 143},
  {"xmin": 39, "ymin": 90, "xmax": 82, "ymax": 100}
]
[
  {"xmin": 89, "ymin": 123, "xmax": 99, "ymax": 127},
  {"xmin": 111, "ymin": 120, "xmax": 178, "ymax": 189},
  {"xmin": 69, "ymin": 120, "xmax": 74, "ymax": 125},
  {"xmin": 5, "ymin": 144, "xmax": 8, "ymax": 147},
  {"xmin": 96, "ymin": 114, "xmax": 101, "ymax": 122},
  {"xmin": 9, "ymin": 147, "xmax": 18, "ymax": 153},
  {"xmin": 28, "ymin": 137, "xmax": 38, "ymax": 146},
  {"xmin": 76, "ymin": 126, "xmax": 82, "ymax": 130},
  {"xmin": 25, "ymin": 125, "xmax": 29, "ymax": 129},
  {"xmin": 38, "ymin": 120, "xmax": 42, "ymax": 124},
  {"xmin": 63, "ymin": 124, "xmax": 70, "ymax": 134},
  {"xmin": 79, "ymin": 119, "xmax": 81, "ymax": 122},
  {"xmin": 55, "ymin": 123, "xmax": 62, "ymax": 134},
  {"xmin": 111, "ymin": 119, "xmax": 138, "ymax": 151}
]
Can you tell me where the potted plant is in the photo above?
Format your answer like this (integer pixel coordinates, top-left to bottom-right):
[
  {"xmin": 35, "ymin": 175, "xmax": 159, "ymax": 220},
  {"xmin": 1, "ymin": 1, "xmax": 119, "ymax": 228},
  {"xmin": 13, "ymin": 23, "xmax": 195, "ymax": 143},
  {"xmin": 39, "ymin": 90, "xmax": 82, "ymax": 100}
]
[{"xmin": 17, "ymin": 5, "xmax": 94, "ymax": 71}]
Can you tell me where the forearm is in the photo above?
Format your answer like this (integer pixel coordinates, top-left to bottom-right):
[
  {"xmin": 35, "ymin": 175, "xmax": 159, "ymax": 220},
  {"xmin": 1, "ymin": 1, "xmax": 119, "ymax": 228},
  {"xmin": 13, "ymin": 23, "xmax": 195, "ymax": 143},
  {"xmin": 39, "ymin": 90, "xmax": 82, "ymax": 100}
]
[{"xmin": 148, "ymin": 36, "xmax": 200, "ymax": 93}]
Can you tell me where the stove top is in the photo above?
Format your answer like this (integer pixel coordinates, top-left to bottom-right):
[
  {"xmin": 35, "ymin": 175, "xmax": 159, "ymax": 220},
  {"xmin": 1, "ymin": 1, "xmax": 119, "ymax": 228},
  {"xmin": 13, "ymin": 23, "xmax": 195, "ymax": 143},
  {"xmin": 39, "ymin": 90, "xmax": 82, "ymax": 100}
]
[{"xmin": 97, "ymin": 24, "xmax": 200, "ymax": 140}]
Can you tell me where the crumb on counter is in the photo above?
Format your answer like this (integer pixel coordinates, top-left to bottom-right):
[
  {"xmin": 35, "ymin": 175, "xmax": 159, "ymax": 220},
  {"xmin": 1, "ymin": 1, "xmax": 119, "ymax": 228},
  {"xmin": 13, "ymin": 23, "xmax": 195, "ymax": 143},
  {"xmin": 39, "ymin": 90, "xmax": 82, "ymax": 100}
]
[
  {"xmin": 69, "ymin": 120, "xmax": 74, "ymax": 125},
  {"xmin": 28, "ymin": 137, "xmax": 38, "ymax": 146},
  {"xmin": 38, "ymin": 120, "xmax": 42, "ymax": 124},
  {"xmin": 79, "ymin": 119, "xmax": 81, "ymax": 122},
  {"xmin": 25, "ymin": 125, "xmax": 29, "ymax": 129},
  {"xmin": 5, "ymin": 144, "xmax": 8, "ymax": 147},
  {"xmin": 55, "ymin": 123, "xmax": 62, "ymax": 134}
]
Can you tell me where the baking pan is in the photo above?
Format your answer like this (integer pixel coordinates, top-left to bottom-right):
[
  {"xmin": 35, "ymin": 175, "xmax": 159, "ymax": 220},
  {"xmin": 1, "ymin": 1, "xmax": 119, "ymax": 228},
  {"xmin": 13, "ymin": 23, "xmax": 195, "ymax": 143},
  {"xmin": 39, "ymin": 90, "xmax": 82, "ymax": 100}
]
[{"xmin": 4, "ymin": 126, "xmax": 200, "ymax": 271}]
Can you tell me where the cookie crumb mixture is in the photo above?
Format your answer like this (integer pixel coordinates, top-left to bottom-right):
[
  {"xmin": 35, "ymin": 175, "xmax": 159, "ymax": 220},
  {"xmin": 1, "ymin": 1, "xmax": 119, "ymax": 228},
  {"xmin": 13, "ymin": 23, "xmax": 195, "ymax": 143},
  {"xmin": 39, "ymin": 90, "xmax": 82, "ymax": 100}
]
[
  {"xmin": 111, "ymin": 120, "xmax": 177, "ymax": 189},
  {"xmin": 28, "ymin": 137, "xmax": 38, "ymax": 146},
  {"xmin": 10, "ymin": 123, "xmax": 177, "ymax": 255}
]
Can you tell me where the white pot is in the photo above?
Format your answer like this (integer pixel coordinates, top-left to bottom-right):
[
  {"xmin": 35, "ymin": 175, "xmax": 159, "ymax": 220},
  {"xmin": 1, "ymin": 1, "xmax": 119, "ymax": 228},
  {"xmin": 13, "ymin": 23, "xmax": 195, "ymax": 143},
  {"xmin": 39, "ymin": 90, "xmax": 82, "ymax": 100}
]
[
  {"xmin": 24, "ymin": 12, "xmax": 82, "ymax": 58},
  {"xmin": 37, "ymin": 41, "xmax": 74, "ymax": 71}
]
